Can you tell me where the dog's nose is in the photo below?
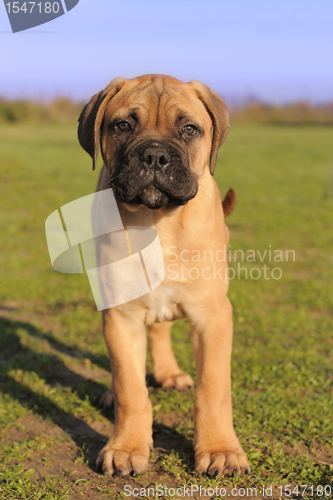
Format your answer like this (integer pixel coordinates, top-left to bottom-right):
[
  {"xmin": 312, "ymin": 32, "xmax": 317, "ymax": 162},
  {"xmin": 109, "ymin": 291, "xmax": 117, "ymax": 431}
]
[{"xmin": 142, "ymin": 147, "xmax": 170, "ymax": 169}]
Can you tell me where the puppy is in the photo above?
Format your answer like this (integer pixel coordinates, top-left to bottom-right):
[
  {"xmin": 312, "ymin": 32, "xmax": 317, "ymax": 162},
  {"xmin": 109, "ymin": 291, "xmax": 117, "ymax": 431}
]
[{"xmin": 78, "ymin": 74, "xmax": 249, "ymax": 477}]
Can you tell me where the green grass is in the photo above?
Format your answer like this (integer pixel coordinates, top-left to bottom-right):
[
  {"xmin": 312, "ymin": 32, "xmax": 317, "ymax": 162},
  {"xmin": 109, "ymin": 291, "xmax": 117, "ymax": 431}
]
[{"xmin": 0, "ymin": 122, "xmax": 332, "ymax": 499}]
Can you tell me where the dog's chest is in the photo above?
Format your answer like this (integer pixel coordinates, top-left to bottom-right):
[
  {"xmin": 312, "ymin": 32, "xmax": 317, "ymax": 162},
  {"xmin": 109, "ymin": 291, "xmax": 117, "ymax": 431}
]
[{"xmin": 142, "ymin": 283, "xmax": 185, "ymax": 324}]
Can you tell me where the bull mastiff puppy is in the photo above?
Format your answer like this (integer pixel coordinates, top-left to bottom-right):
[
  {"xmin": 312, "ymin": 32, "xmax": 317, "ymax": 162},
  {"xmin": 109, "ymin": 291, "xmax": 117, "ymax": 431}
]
[{"xmin": 78, "ymin": 74, "xmax": 250, "ymax": 477}]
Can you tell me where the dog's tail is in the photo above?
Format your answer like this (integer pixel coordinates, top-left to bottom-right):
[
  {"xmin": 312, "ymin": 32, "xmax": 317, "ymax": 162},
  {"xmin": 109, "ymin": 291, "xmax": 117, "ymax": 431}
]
[{"xmin": 222, "ymin": 188, "xmax": 236, "ymax": 217}]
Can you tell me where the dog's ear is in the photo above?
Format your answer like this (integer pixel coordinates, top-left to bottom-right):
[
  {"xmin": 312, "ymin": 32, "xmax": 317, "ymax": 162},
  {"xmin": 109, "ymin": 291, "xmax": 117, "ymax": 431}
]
[
  {"xmin": 190, "ymin": 80, "xmax": 230, "ymax": 175},
  {"xmin": 78, "ymin": 77, "xmax": 126, "ymax": 170}
]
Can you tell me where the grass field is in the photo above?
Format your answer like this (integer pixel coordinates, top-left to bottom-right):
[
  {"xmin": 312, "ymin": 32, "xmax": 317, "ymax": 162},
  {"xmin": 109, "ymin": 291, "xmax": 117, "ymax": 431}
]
[{"xmin": 0, "ymin": 121, "xmax": 332, "ymax": 499}]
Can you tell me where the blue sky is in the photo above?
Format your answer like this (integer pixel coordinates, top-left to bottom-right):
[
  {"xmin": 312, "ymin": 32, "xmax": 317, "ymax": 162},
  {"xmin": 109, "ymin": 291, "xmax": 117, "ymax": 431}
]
[{"xmin": 1, "ymin": 0, "xmax": 332, "ymax": 103}]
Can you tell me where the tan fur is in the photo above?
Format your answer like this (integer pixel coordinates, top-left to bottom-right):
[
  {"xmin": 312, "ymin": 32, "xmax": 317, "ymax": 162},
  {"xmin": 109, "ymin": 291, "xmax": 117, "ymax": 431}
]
[{"xmin": 79, "ymin": 75, "xmax": 249, "ymax": 477}]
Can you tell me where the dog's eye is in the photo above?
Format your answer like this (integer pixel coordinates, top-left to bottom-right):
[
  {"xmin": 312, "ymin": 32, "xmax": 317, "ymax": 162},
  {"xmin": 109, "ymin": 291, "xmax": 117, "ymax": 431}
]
[
  {"xmin": 183, "ymin": 124, "xmax": 197, "ymax": 136},
  {"xmin": 116, "ymin": 121, "xmax": 131, "ymax": 132}
]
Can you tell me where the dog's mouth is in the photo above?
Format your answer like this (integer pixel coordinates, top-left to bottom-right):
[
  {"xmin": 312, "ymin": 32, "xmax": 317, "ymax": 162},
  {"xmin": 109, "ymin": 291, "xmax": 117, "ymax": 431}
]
[
  {"xmin": 129, "ymin": 184, "xmax": 191, "ymax": 210},
  {"xmin": 110, "ymin": 140, "xmax": 198, "ymax": 210},
  {"xmin": 113, "ymin": 179, "xmax": 197, "ymax": 210}
]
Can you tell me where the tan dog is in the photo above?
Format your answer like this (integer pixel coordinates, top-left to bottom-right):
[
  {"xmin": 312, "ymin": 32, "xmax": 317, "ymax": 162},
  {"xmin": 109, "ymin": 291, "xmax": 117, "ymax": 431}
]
[{"xmin": 78, "ymin": 74, "xmax": 250, "ymax": 478}]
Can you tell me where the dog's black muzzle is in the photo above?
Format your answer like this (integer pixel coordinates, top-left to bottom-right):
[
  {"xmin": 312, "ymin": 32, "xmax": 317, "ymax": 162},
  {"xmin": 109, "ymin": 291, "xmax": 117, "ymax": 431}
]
[{"xmin": 111, "ymin": 140, "xmax": 198, "ymax": 209}]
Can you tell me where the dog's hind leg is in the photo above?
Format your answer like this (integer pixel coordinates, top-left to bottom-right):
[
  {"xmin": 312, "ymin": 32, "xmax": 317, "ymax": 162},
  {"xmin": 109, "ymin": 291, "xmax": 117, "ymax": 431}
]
[
  {"xmin": 148, "ymin": 321, "xmax": 194, "ymax": 391},
  {"xmin": 99, "ymin": 385, "xmax": 115, "ymax": 411}
]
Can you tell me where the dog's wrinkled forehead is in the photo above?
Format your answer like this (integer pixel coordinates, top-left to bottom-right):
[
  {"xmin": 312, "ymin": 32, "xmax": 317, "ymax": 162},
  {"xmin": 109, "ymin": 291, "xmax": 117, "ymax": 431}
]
[{"xmin": 103, "ymin": 75, "xmax": 212, "ymax": 132}]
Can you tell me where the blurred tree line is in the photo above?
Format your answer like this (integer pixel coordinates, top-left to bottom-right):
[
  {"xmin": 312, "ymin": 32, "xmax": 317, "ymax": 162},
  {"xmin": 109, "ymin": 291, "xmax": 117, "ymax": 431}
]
[
  {"xmin": 0, "ymin": 97, "xmax": 83, "ymax": 123},
  {"xmin": 1, "ymin": 97, "xmax": 333, "ymax": 125}
]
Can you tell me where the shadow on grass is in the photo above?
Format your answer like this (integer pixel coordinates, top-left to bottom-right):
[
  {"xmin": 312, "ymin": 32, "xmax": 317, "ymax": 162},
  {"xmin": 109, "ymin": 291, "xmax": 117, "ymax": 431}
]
[
  {"xmin": 153, "ymin": 422, "xmax": 195, "ymax": 474},
  {"xmin": 15, "ymin": 314, "xmax": 111, "ymax": 371},
  {"xmin": 0, "ymin": 317, "xmax": 112, "ymax": 468},
  {"xmin": 0, "ymin": 317, "xmax": 110, "ymax": 404}
]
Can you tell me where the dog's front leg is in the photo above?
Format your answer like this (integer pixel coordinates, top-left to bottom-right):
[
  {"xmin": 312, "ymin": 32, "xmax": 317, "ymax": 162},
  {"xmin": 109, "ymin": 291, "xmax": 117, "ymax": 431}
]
[
  {"xmin": 190, "ymin": 297, "xmax": 250, "ymax": 477},
  {"xmin": 97, "ymin": 308, "xmax": 153, "ymax": 477}
]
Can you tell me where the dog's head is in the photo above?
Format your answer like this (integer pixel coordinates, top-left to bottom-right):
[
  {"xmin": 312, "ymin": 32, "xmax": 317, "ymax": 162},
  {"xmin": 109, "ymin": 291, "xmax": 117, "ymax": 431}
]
[{"xmin": 78, "ymin": 75, "xmax": 229, "ymax": 210}]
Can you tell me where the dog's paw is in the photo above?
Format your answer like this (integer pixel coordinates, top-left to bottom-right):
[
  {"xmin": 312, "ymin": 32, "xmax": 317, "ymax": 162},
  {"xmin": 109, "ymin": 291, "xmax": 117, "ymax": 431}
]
[
  {"xmin": 160, "ymin": 372, "xmax": 194, "ymax": 391},
  {"xmin": 96, "ymin": 444, "xmax": 150, "ymax": 477},
  {"xmin": 99, "ymin": 388, "xmax": 114, "ymax": 410},
  {"xmin": 195, "ymin": 448, "xmax": 250, "ymax": 478}
]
